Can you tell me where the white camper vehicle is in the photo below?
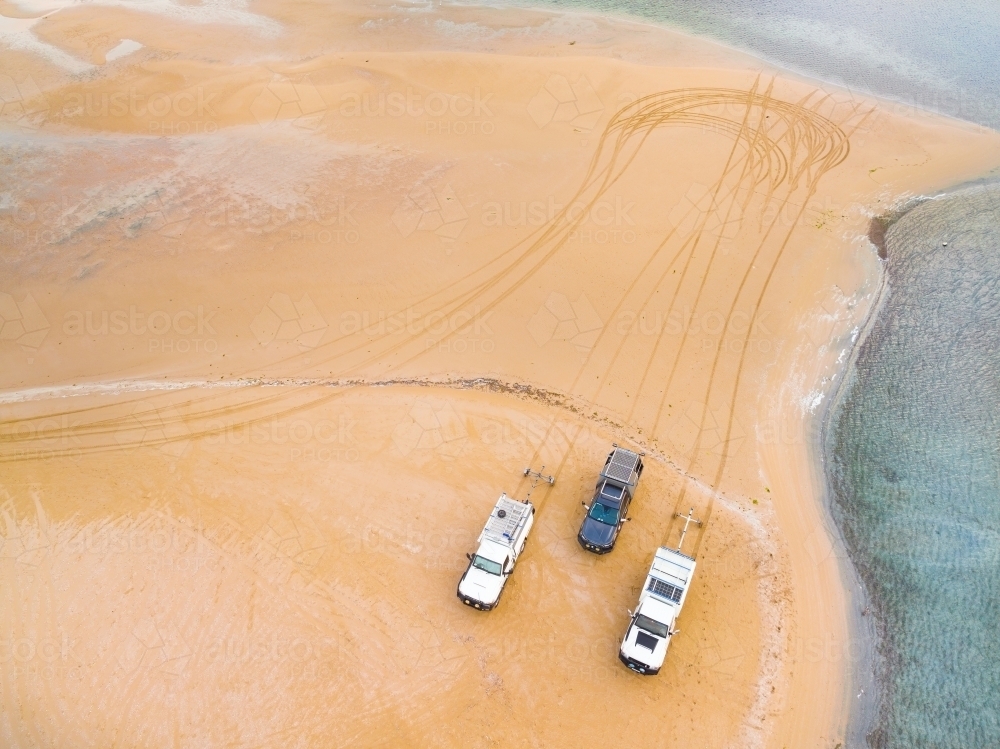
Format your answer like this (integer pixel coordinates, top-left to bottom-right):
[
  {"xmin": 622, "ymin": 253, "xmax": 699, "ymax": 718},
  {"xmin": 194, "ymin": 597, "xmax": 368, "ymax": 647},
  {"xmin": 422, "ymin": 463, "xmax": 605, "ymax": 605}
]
[
  {"xmin": 457, "ymin": 493, "xmax": 535, "ymax": 611},
  {"xmin": 618, "ymin": 510, "xmax": 700, "ymax": 675}
]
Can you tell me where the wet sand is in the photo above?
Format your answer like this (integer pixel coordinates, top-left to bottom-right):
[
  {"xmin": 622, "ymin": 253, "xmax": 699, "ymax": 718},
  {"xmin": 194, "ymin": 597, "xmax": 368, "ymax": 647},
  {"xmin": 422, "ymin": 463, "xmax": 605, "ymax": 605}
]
[{"xmin": 3, "ymin": 0, "xmax": 1000, "ymax": 746}]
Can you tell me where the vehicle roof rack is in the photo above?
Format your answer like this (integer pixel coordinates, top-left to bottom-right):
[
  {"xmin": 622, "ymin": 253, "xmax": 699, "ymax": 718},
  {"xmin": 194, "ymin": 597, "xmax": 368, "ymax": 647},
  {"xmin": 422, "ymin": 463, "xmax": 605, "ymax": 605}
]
[
  {"xmin": 603, "ymin": 446, "xmax": 641, "ymax": 486},
  {"xmin": 483, "ymin": 494, "xmax": 532, "ymax": 544}
]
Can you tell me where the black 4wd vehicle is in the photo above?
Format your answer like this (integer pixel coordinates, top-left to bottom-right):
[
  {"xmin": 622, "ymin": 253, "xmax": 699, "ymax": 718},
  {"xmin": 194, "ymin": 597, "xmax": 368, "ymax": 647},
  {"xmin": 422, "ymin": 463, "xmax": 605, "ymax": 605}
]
[{"xmin": 577, "ymin": 445, "xmax": 644, "ymax": 554}]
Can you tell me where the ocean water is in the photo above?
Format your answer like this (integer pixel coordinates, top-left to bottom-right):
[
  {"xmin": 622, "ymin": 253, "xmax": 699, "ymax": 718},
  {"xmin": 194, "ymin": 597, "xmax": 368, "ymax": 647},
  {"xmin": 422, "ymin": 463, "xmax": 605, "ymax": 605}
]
[
  {"xmin": 827, "ymin": 185, "xmax": 1000, "ymax": 747},
  {"xmin": 516, "ymin": 0, "xmax": 1000, "ymax": 129}
]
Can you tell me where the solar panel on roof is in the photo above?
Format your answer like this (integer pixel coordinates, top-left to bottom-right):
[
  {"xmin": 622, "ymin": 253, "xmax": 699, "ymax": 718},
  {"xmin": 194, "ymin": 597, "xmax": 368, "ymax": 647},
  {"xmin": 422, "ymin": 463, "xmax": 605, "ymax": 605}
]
[
  {"xmin": 604, "ymin": 448, "xmax": 639, "ymax": 483},
  {"xmin": 647, "ymin": 577, "xmax": 683, "ymax": 604},
  {"xmin": 635, "ymin": 631, "xmax": 659, "ymax": 652},
  {"xmin": 604, "ymin": 461, "xmax": 631, "ymax": 483}
]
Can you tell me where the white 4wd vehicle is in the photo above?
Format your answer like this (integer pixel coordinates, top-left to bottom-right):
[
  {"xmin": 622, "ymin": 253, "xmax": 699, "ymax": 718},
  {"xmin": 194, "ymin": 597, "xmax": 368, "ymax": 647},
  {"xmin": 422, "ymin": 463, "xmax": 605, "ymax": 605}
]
[
  {"xmin": 618, "ymin": 544, "xmax": 696, "ymax": 675},
  {"xmin": 457, "ymin": 493, "xmax": 534, "ymax": 611}
]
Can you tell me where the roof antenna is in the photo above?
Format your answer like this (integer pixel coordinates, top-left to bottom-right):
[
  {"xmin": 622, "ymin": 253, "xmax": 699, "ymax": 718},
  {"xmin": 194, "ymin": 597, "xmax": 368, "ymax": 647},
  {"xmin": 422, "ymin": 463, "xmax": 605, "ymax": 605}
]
[
  {"xmin": 674, "ymin": 508, "xmax": 702, "ymax": 553},
  {"xmin": 523, "ymin": 465, "xmax": 555, "ymax": 501}
]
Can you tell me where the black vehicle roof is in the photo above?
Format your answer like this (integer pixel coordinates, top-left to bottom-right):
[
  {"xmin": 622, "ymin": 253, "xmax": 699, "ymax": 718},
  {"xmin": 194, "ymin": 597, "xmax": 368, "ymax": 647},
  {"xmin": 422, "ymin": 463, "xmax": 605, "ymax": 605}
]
[{"xmin": 593, "ymin": 480, "xmax": 626, "ymax": 507}]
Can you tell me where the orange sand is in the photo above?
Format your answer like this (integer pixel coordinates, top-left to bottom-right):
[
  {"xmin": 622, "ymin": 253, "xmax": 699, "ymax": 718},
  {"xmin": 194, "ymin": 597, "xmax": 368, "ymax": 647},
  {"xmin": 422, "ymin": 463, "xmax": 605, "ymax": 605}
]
[{"xmin": 3, "ymin": 1, "xmax": 1000, "ymax": 746}]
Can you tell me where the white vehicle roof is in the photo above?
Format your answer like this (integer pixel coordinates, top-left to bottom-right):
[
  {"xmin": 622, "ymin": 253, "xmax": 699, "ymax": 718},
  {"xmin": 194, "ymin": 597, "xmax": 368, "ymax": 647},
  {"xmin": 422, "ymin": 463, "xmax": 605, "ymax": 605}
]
[
  {"xmin": 476, "ymin": 538, "xmax": 512, "ymax": 564},
  {"xmin": 640, "ymin": 546, "xmax": 696, "ymax": 611},
  {"xmin": 481, "ymin": 493, "xmax": 532, "ymax": 547},
  {"xmin": 638, "ymin": 596, "xmax": 677, "ymax": 624},
  {"xmin": 652, "ymin": 546, "xmax": 695, "ymax": 585}
]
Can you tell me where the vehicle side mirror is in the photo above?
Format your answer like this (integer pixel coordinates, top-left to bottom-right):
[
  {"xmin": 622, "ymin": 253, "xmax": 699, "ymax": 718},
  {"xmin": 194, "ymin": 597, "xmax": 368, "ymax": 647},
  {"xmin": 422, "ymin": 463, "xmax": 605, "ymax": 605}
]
[
  {"xmin": 627, "ymin": 609, "xmax": 634, "ymax": 618},
  {"xmin": 466, "ymin": 553, "xmax": 473, "ymax": 561},
  {"xmin": 669, "ymin": 629, "xmax": 680, "ymax": 637},
  {"xmin": 621, "ymin": 517, "xmax": 631, "ymax": 523},
  {"xmin": 581, "ymin": 502, "xmax": 590, "ymax": 510}
]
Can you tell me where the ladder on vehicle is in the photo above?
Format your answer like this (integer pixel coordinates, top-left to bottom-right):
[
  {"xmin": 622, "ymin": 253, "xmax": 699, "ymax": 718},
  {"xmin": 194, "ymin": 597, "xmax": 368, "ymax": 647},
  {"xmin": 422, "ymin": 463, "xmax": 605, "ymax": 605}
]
[{"xmin": 486, "ymin": 496, "xmax": 530, "ymax": 542}]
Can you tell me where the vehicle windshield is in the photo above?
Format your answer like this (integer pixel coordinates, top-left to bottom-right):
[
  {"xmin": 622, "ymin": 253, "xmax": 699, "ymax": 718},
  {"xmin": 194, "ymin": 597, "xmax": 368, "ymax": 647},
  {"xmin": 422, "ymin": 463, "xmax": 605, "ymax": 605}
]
[
  {"xmin": 634, "ymin": 614, "xmax": 669, "ymax": 639},
  {"xmin": 601, "ymin": 483, "xmax": 624, "ymax": 500},
  {"xmin": 588, "ymin": 502, "xmax": 620, "ymax": 525},
  {"xmin": 471, "ymin": 554, "xmax": 503, "ymax": 576}
]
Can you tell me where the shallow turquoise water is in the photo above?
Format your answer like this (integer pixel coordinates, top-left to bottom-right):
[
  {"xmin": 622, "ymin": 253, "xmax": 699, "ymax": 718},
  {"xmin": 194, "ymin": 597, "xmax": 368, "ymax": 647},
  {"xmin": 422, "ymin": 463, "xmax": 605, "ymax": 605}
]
[
  {"xmin": 827, "ymin": 186, "xmax": 1000, "ymax": 747},
  {"xmin": 511, "ymin": 0, "xmax": 1000, "ymax": 128}
]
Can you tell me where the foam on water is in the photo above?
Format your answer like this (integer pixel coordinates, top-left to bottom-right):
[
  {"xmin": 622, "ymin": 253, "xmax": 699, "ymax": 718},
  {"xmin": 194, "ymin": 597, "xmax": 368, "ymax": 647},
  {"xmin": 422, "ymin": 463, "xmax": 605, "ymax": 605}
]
[{"xmin": 827, "ymin": 184, "xmax": 1000, "ymax": 746}]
